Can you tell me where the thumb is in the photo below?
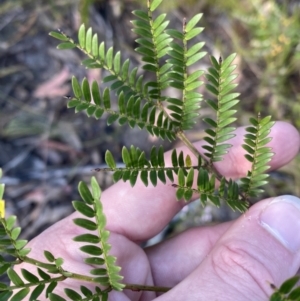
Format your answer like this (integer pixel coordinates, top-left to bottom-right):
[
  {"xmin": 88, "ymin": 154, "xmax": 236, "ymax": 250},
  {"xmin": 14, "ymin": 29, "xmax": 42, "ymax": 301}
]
[{"xmin": 157, "ymin": 195, "xmax": 300, "ymax": 301}]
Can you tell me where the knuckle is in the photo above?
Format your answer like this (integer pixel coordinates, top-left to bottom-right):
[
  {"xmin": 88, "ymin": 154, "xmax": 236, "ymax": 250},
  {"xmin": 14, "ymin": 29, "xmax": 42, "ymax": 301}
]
[{"xmin": 210, "ymin": 240, "xmax": 271, "ymax": 294}]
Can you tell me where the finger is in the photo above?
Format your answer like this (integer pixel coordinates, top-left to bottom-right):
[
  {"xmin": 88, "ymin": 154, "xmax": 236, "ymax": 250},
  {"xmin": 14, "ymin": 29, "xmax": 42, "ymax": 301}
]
[
  {"xmin": 145, "ymin": 221, "xmax": 233, "ymax": 287},
  {"xmin": 155, "ymin": 195, "xmax": 300, "ymax": 301},
  {"xmin": 102, "ymin": 122, "xmax": 300, "ymax": 241}
]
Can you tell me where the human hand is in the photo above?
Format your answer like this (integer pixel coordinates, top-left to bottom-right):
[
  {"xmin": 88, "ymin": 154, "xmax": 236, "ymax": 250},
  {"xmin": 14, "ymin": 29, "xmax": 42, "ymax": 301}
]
[{"xmin": 18, "ymin": 121, "xmax": 300, "ymax": 300}]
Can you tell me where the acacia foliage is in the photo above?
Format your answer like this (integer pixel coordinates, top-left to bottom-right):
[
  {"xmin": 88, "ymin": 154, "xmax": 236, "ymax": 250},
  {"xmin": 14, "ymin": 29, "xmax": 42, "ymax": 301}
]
[
  {"xmin": 0, "ymin": 0, "xmax": 284, "ymax": 300},
  {"xmin": 50, "ymin": 0, "xmax": 274, "ymax": 211}
]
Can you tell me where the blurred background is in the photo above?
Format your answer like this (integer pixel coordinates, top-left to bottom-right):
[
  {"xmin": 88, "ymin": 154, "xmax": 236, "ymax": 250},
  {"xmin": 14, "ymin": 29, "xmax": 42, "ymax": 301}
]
[{"xmin": 0, "ymin": 0, "xmax": 300, "ymax": 241}]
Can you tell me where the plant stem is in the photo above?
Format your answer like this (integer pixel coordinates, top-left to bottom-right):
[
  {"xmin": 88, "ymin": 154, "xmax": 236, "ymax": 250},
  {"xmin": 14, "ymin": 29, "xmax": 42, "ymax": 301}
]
[
  {"xmin": 176, "ymin": 131, "xmax": 221, "ymax": 177},
  {"xmin": 124, "ymin": 283, "xmax": 171, "ymax": 293}
]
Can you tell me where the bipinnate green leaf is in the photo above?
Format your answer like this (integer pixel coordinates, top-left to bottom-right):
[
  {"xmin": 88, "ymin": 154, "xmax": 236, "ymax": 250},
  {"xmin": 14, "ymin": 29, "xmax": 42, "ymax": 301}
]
[{"xmin": 47, "ymin": 12, "xmax": 282, "ymax": 300}]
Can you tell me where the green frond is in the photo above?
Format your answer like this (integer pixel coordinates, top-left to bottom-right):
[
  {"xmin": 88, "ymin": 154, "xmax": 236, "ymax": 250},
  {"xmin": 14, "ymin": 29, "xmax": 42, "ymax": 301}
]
[
  {"xmin": 203, "ymin": 53, "xmax": 240, "ymax": 163},
  {"xmin": 100, "ymin": 147, "xmax": 203, "ymax": 188},
  {"xmin": 68, "ymin": 77, "xmax": 176, "ymax": 141},
  {"xmin": 74, "ymin": 178, "xmax": 124, "ymax": 291},
  {"xmin": 51, "ymin": 14, "xmax": 180, "ymax": 141},
  {"xmin": 53, "ymin": 26, "xmax": 157, "ymax": 106},
  {"xmin": 240, "ymin": 115, "xmax": 275, "ymax": 199},
  {"xmin": 164, "ymin": 14, "xmax": 206, "ymax": 130},
  {"xmin": 132, "ymin": 3, "xmax": 173, "ymax": 101}
]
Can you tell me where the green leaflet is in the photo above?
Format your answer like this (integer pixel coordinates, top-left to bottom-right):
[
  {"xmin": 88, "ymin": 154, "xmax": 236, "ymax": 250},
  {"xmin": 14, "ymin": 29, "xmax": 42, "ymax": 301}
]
[
  {"xmin": 185, "ymin": 13, "xmax": 203, "ymax": 32},
  {"xmin": 7, "ymin": 268, "xmax": 24, "ymax": 286},
  {"xmin": 44, "ymin": 250, "xmax": 55, "ymax": 262},
  {"xmin": 150, "ymin": 0, "xmax": 163, "ymax": 11},
  {"xmin": 21, "ymin": 269, "xmax": 39, "ymax": 283}
]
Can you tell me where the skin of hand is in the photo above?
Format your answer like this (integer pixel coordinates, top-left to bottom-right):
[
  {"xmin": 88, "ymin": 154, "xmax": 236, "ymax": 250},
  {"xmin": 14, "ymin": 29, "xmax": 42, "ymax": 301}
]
[{"xmin": 16, "ymin": 121, "xmax": 300, "ymax": 301}]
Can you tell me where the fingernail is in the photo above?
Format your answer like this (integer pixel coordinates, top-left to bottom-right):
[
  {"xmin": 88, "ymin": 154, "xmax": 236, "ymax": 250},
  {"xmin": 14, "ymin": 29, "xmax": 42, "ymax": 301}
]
[{"xmin": 260, "ymin": 195, "xmax": 300, "ymax": 252}]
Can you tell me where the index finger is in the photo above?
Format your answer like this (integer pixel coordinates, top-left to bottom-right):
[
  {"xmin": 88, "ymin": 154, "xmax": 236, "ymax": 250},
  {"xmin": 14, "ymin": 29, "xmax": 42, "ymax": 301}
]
[{"xmin": 102, "ymin": 121, "xmax": 300, "ymax": 242}]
